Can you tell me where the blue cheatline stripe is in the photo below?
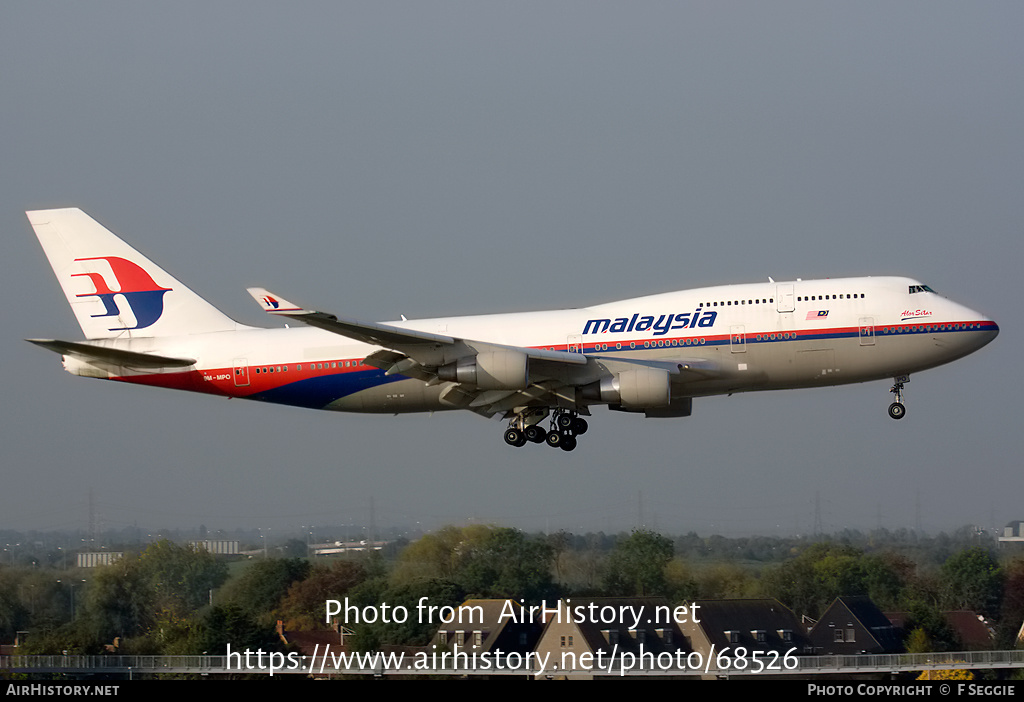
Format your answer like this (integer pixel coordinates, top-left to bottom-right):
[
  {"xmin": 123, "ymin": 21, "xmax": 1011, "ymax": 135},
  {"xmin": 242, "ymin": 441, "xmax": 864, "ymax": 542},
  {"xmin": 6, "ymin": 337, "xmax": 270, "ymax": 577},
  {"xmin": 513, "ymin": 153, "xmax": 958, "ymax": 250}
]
[
  {"xmin": 580, "ymin": 321, "xmax": 995, "ymax": 354},
  {"xmin": 248, "ymin": 368, "xmax": 402, "ymax": 409},
  {"xmin": 240, "ymin": 321, "xmax": 997, "ymax": 405}
]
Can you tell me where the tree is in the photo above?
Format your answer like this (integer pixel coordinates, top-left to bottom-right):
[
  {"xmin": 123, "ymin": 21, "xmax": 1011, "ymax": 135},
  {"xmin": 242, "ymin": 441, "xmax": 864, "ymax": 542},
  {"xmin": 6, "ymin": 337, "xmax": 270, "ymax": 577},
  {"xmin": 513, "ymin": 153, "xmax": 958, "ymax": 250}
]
[
  {"xmin": 276, "ymin": 559, "xmax": 368, "ymax": 630},
  {"xmin": 392, "ymin": 525, "xmax": 556, "ymax": 600},
  {"xmin": 548, "ymin": 530, "xmax": 570, "ymax": 585},
  {"xmin": 603, "ymin": 529, "xmax": 674, "ymax": 596},
  {"xmin": 200, "ymin": 603, "xmax": 282, "ymax": 655},
  {"xmin": 76, "ymin": 541, "xmax": 228, "ymax": 648},
  {"xmin": 220, "ymin": 557, "xmax": 312, "ymax": 624},
  {"xmin": 459, "ymin": 528, "xmax": 556, "ymax": 600},
  {"xmin": 862, "ymin": 552, "xmax": 915, "ymax": 611},
  {"xmin": 756, "ymin": 542, "xmax": 911, "ymax": 618},
  {"xmin": 0, "ymin": 569, "xmax": 29, "ymax": 641},
  {"xmin": 997, "ymin": 558, "xmax": 1024, "ymax": 647},
  {"xmin": 917, "ymin": 668, "xmax": 973, "ymax": 681},
  {"xmin": 391, "ymin": 525, "xmax": 489, "ymax": 582},
  {"xmin": 80, "ymin": 557, "xmax": 155, "ymax": 643},
  {"xmin": 345, "ymin": 578, "xmax": 464, "ymax": 652},
  {"xmin": 138, "ymin": 540, "xmax": 228, "ymax": 614},
  {"xmin": 903, "ymin": 601, "xmax": 958, "ymax": 652},
  {"xmin": 906, "ymin": 627, "xmax": 933, "ymax": 654},
  {"xmin": 938, "ymin": 547, "xmax": 1002, "ymax": 616}
]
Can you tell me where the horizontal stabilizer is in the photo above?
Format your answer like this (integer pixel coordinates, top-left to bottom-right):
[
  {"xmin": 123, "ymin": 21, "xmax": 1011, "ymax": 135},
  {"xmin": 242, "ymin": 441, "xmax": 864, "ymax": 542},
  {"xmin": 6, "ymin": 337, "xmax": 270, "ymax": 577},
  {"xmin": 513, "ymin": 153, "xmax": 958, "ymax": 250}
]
[{"xmin": 26, "ymin": 339, "xmax": 196, "ymax": 368}]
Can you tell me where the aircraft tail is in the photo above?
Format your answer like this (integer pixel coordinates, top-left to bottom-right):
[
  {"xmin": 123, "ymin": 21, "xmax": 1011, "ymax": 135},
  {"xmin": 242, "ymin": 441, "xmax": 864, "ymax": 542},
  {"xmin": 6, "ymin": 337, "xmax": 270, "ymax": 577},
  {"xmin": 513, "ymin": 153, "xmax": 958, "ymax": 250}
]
[{"xmin": 28, "ymin": 208, "xmax": 240, "ymax": 340}]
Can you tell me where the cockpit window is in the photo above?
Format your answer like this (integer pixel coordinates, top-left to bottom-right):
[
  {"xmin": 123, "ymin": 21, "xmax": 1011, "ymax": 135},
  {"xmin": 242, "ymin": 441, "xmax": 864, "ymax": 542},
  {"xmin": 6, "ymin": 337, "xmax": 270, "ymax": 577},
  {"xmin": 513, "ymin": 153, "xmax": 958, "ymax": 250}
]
[{"xmin": 909, "ymin": 284, "xmax": 935, "ymax": 294}]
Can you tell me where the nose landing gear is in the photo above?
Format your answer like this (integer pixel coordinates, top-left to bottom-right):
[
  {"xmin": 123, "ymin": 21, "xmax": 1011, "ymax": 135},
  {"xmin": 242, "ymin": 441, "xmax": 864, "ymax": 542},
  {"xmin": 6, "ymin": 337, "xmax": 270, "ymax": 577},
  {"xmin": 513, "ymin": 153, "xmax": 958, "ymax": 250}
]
[{"xmin": 888, "ymin": 375, "xmax": 909, "ymax": 420}]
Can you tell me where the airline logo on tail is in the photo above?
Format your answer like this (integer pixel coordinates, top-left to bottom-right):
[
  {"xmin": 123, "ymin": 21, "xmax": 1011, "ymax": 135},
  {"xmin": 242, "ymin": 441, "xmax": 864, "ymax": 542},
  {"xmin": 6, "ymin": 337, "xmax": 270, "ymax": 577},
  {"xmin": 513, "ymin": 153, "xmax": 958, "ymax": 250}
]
[{"xmin": 72, "ymin": 256, "xmax": 171, "ymax": 331}]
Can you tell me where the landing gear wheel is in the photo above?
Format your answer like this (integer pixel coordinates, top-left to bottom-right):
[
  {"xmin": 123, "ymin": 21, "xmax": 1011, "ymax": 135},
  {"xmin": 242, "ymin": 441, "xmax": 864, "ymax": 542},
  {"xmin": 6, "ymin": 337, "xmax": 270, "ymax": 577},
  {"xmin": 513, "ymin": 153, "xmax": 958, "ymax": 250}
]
[
  {"xmin": 571, "ymin": 418, "xmax": 588, "ymax": 435},
  {"xmin": 888, "ymin": 376, "xmax": 908, "ymax": 420},
  {"xmin": 560, "ymin": 435, "xmax": 578, "ymax": 452},
  {"xmin": 525, "ymin": 425, "xmax": 547, "ymax": 443},
  {"xmin": 546, "ymin": 430, "xmax": 563, "ymax": 448},
  {"xmin": 504, "ymin": 428, "xmax": 527, "ymax": 447},
  {"xmin": 555, "ymin": 413, "xmax": 574, "ymax": 430}
]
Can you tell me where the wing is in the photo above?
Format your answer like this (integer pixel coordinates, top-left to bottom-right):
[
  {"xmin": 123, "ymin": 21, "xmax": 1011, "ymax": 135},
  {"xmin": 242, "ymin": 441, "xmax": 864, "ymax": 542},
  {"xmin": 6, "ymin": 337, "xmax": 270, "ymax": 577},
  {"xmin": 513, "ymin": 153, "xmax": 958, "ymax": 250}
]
[
  {"xmin": 247, "ymin": 288, "xmax": 603, "ymax": 416},
  {"xmin": 246, "ymin": 288, "xmax": 721, "ymax": 417}
]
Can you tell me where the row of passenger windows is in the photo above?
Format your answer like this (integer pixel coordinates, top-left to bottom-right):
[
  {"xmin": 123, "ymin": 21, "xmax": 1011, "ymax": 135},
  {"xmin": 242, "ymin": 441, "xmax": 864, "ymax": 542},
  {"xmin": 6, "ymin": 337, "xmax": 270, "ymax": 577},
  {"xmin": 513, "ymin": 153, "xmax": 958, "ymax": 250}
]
[
  {"xmin": 700, "ymin": 299, "xmax": 772, "ymax": 307},
  {"xmin": 696, "ymin": 292, "xmax": 867, "ymax": 307},
  {"xmin": 252, "ymin": 361, "xmax": 363, "ymax": 375},
  {"xmin": 798, "ymin": 294, "xmax": 866, "ymax": 301},
  {"xmin": 593, "ymin": 338, "xmax": 707, "ymax": 351},
  {"xmin": 883, "ymin": 323, "xmax": 981, "ymax": 333}
]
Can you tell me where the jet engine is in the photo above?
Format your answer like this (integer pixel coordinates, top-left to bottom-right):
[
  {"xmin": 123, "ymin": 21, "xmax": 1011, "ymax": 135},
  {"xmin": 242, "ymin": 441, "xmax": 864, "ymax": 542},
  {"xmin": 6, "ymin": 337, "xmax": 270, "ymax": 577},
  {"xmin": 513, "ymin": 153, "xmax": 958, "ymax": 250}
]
[{"xmin": 437, "ymin": 349, "xmax": 529, "ymax": 390}]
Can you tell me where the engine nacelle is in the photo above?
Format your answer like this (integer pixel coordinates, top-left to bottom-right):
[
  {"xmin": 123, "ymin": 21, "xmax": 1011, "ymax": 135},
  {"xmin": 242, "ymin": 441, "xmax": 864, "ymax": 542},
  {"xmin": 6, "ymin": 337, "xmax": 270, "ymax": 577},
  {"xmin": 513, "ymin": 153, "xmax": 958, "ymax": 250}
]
[
  {"xmin": 639, "ymin": 397, "xmax": 692, "ymax": 418},
  {"xmin": 588, "ymin": 367, "xmax": 671, "ymax": 408},
  {"xmin": 437, "ymin": 349, "xmax": 529, "ymax": 390}
]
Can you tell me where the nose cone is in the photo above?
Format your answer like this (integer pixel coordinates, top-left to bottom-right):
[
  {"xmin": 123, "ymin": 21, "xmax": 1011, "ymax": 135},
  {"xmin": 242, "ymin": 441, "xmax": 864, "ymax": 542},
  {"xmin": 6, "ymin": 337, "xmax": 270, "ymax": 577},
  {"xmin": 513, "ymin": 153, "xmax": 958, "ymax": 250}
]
[
  {"xmin": 955, "ymin": 303, "xmax": 999, "ymax": 355},
  {"xmin": 979, "ymin": 317, "xmax": 999, "ymax": 344}
]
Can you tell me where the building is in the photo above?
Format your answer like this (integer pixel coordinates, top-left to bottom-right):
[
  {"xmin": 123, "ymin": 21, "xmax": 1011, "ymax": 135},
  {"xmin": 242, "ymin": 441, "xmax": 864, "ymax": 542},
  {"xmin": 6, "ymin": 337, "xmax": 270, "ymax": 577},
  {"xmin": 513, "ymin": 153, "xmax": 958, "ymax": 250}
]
[
  {"xmin": 429, "ymin": 599, "xmax": 544, "ymax": 656},
  {"xmin": 999, "ymin": 521, "xmax": 1024, "ymax": 543},
  {"xmin": 807, "ymin": 596, "xmax": 902, "ymax": 654},
  {"xmin": 680, "ymin": 598, "xmax": 810, "ymax": 671},
  {"xmin": 76, "ymin": 551, "xmax": 123, "ymax": 568},
  {"xmin": 532, "ymin": 597, "xmax": 689, "ymax": 680},
  {"xmin": 189, "ymin": 539, "xmax": 240, "ymax": 555}
]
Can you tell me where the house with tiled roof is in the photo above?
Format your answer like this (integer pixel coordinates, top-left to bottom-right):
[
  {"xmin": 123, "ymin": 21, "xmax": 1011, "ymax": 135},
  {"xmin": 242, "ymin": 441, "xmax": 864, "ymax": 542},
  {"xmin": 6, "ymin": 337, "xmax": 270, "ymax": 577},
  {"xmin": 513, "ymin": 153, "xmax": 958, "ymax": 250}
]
[
  {"xmin": 428, "ymin": 599, "xmax": 544, "ymax": 655},
  {"xmin": 943, "ymin": 611, "xmax": 995, "ymax": 650},
  {"xmin": 885, "ymin": 609, "xmax": 995, "ymax": 651},
  {"xmin": 807, "ymin": 596, "xmax": 902, "ymax": 654},
  {"xmin": 276, "ymin": 619, "xmax": 352, "ymax": 658},
  {"xmin": 532, "ymin": 597, "xmax": 689, "ymax": 680},
  {"xmin": 679, "ymin": 599, "xmax": 810, "ymax": 665}
]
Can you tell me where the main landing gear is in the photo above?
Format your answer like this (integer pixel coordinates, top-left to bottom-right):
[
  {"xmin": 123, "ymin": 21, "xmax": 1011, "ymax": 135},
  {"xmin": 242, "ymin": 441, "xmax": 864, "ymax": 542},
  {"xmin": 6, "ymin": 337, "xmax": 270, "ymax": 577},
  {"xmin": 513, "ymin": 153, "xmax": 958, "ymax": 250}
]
[
  {"xmin": 888, "ymin": 375, "xmax": 909, "ymax": 420},
  {"xmin": 504, "ymin": 408, "xmax": 588, "ymax": 452}
]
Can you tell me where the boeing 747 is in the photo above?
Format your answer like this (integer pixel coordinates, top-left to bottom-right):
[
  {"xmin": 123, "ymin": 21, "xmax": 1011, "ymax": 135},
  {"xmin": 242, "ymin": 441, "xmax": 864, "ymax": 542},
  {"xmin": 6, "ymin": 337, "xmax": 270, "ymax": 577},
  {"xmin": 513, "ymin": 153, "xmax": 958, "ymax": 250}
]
[{"xmin": 27, "ymin": 208, "xmax": 999, "ymax": 451}]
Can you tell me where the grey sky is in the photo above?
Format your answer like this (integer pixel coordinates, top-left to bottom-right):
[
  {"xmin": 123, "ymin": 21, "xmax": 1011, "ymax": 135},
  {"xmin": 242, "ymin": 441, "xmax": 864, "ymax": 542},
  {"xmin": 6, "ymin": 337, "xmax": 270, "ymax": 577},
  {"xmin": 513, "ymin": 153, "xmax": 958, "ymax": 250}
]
[{"xmin": 2, "ymin": 2, "xmax": 1020, "ymax": 537}]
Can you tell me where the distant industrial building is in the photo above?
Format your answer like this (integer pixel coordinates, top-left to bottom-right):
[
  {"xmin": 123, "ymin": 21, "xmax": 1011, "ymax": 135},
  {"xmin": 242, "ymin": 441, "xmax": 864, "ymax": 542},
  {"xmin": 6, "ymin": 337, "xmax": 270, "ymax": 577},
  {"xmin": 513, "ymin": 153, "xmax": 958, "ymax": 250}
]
[
  {"xmin": 189, "ymin": 540, "xmax": 240, "ymax": 555},
  {"xmin": 999, "ymin": 521, "xmax": 1024, "ymax": 543},
  {"xmin": 312, "ymin": 540, "xmax": 386, "ymax": 556},
  {"xmin": 76, "ymin": 552, "xmax": 123, "ymax": 568}
]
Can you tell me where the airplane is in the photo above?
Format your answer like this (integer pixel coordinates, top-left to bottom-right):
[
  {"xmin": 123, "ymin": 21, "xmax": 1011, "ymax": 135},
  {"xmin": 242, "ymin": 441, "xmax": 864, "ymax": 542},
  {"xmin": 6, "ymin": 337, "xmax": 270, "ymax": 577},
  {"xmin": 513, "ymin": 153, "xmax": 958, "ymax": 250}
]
[{"xmin": 27, "ymin": 208, "xmax": 999, "ymax": 452}]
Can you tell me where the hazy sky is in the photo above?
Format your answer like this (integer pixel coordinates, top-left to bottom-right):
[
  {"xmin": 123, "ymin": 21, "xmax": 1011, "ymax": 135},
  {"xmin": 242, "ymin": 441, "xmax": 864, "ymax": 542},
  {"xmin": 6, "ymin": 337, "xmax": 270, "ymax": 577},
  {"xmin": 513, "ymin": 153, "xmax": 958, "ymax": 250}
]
[{"xmin": 2, "ymin": 2, "xmax": 1021, "ymax": 538}]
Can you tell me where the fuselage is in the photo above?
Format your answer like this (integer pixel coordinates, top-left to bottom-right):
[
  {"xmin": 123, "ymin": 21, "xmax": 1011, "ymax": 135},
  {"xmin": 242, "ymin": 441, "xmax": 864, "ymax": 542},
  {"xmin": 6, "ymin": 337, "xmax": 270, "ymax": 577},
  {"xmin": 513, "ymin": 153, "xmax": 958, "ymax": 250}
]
[{"xmin": 79, "ymin": 276, "xmax": 996, "ymax": 414}]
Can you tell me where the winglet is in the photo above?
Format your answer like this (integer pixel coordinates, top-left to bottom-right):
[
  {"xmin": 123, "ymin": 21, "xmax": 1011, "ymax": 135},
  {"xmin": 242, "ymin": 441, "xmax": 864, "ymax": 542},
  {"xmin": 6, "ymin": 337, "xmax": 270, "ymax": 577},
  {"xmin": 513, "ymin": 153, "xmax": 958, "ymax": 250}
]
[{"xmin": 246, "ymin": 288, "xmax": 308, "ymax": 316}]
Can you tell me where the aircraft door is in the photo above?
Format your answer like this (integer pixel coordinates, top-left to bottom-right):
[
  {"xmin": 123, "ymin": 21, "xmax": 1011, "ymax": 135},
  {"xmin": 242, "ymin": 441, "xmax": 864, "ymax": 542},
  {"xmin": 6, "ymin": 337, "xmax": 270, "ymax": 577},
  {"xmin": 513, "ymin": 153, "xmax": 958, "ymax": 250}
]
[
  {"xmin": 859, "ymin": 318, "xmax": 875, "ymax": 346},
  {"xmin": 730, "ymin": 325, "xmax": 746, "ymax": 353},
  {"xmin": 567, "ymin": 334, "xmax": 583, "ymax": 354},
  {"xmin": 233, "ymin": 359, "xmax": 250, "ymax": 387},
  {"xmin": 776, "ymin": 284, "xmax": 795, "ymax": 313}
]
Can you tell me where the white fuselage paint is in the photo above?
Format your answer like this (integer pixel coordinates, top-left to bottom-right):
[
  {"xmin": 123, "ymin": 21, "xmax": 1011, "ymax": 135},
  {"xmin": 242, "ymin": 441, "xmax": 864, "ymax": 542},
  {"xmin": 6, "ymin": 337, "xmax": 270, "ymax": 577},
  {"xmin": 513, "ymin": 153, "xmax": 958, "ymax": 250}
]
[{"xmin": 76, "ymin": 276, "xmax": 997, "ymax": 416}]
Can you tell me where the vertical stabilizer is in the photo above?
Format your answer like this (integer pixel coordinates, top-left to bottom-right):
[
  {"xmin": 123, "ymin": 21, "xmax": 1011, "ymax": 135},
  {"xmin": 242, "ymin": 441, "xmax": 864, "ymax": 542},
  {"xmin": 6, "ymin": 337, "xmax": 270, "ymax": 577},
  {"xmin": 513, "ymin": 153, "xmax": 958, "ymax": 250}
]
[{"xmin": 28, "ymin": 208, "xmax": 239, "ymax": 339}]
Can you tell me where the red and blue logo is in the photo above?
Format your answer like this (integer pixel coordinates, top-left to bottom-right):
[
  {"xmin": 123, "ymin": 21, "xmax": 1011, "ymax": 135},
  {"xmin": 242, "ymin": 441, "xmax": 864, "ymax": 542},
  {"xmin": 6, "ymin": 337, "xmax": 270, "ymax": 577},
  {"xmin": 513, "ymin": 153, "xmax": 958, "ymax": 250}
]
[{"xmin": 72, "ymin": 256, "xmax": 171, "ymax": 331}]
